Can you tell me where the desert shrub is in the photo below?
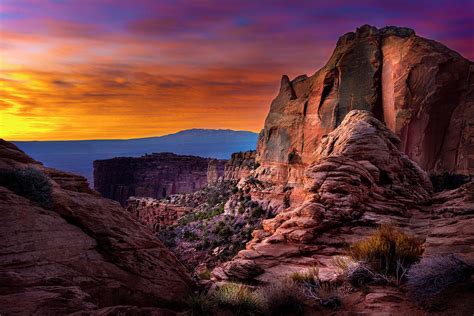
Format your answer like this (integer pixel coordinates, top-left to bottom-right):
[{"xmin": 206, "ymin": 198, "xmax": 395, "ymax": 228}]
[
  {"xmin": 288, "ymin": 149, "xmax": 298, "ymax": 164},
  {"xmin": 232, "ymin": 186, "xmax": 239, "ymax": 194},
  {"xmin": 251, "ymin": 206, "xmax": 265, "ymax": 218},
  {"xmin": 186, "ymin": 292, "xmax": 217, "ymax": 316},
  {"xmin": 283, "ymin": 194, "xmax": 290, "ymax": 208},
  {"xmin": 247, "ymin": 176, "xmax": 262, "ymax": 187},
  {"xmin": 406, "ymin": 254, "xmax": 472, "ymax": 306},
  {"xmin": 349, "ymin": 225, "xmax": 423, "ymax": 278},
  {"xmin": 304, "ymin": 280, "xmax": 342, "ymax": 310},
  {"xmin": 183, "ymin": 230, "xmax": 198, "ymax": 241},
  {"xmin": 253, "ymin": 162, "xmax": 261, "ymax": 170},
  {"xmin": 258, "ymin": 280, "xmax": 305, "ymax": 315},
  {"xmin": 218, "ymin": 225, "xmax": 232, "ymax": 239},
  {"xmin": 429, "ymin": 172, "xmax": 471, "ymax": 192},
  {"xmin": 198, "ymin": 269, "xmax": 212, "ymax": 280},
  {"xmin": 344, "ymin": 261, "xmax": 389, "ymax": 287},
  {"xmin": 214, "ymin": 283, "xmax": 263, "ymax": 315},
  {"xmin": 157, "ymin": 228, "xmax": 177, "ymax": 248},
  {"xmin": 0, "ymin": 168, "xmax": 52, "ymax": 208},
  {"xmin": 290, "ymin": 266, "xmax": 319, "ymax": 285}
]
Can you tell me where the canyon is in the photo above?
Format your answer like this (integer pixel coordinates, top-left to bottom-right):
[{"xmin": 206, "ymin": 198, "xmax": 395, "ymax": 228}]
[
  {"xmin": 1, "ymin": 25, "xmax": 473, "ymax": 315},
  {"xmin": 94, "ymin": 153, "xmax": 226, "ymax": 206}
]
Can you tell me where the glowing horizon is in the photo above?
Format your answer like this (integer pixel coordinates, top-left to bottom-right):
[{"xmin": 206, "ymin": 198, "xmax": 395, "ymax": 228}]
[{"xmin": 1, "ymin": 0, "xmax": 473, "ymax": 141}]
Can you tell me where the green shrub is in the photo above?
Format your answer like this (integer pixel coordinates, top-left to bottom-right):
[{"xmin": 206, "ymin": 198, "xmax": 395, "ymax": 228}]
[
  {"xmin": 214, "ymin": 283, "xmax": 263, "ymax": 315},
  {"xmin": 288, "ymin": 149, "xmax": 300, "ymax": 164},
  {"xmin": 183, "ymin": 230, "xmax": 198, "ymax": 241},
  {"xmin": 251, "ymin": 206, "xmax": 265, "ymax": 218},
  {"xmin": 186, "ymin": 292, "xmax": 217, "ymax": 316},
  {"xmin": 157, "ymin": 228, "xmax": 177, "ymax": 248},
  {"xmin": 349, "ymin": 225, "xmax": 423, "ymax": 277},
  {"xmin": 0, "ymin": 168, "xmax": 52, "ymax": 208}
]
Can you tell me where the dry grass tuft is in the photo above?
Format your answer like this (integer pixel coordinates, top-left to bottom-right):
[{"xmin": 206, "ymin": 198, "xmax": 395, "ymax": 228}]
[
  {"xmin": 214, "ymin": 282, "xmax": 263, "ymax": 315},
  {"xmin": 349, "ymin": 225, "xmax": 423, "ymax": 278}
]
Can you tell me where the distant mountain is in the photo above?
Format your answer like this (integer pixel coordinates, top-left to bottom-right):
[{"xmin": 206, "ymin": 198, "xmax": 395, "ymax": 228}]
[{"xmin": 13, "ymin": 129, "xmax": 258, "ymax": 185}]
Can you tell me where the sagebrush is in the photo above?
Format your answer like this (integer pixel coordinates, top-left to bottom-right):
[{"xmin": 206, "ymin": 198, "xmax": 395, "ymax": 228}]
[
  {"xmin": 406, "ymin": 254, "xmax": 472, "ymax": 306},
  {"xmin": 0, "ymin": 168, "xmax": 53, "ymax": 208}
]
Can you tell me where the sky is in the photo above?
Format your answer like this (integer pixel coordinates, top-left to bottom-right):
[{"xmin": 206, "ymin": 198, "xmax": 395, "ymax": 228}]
[{"xmin": 1, "ymin": 0, "xmax": 473, "ymax": 140}]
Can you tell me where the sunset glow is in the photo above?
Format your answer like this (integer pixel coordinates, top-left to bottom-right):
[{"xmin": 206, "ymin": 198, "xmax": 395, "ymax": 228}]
[{"xmin": 1, "ymin": 0, "xmax": 473, "ymax": 140}]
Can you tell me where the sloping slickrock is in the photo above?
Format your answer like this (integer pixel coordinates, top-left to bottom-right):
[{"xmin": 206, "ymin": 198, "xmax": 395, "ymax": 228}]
[
  {"xmin": 217, "ymin": 110, "xmax": 433, "ymax": 282},
  {"xmin": 0, "ymin": 139, "xmax": 193, "ymax": 315},
  {"xmin": 256, "ymin": 25, "xmax": 474, "ymax": 187},
  {"xmin": 422, "ymin": 182, "xmax": 474, "ymax": 264}
]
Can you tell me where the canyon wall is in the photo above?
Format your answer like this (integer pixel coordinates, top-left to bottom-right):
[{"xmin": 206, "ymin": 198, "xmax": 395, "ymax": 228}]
[
  {"xmin": 94, "ymin": 153, "xmax": 216, "ymax": 205},
  {"xmin": 207, "ymin": 158, "xmax": 227, "ymax": 184},
  {"xmin": 127, "ymin": 196, "xmax": 192, "ymax": 230},
  {"xmin": 256, "ymin": 25, "xmax": 474, "ymax": 187},
  {"xmin": 224, "ymin": 150, "xmax": 256, "ymax": 181}
]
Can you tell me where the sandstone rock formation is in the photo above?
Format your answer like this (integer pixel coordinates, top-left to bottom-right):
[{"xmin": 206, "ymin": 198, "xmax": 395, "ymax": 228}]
[
  {"xmin": 216, "ymin": 110, "xmax": 472, "ymax": 283},
  {"xmin": 0, "ymin": 140, "xmax": 193, "ymax": 314},
  {"xmin": 127, "ymin": 196, "xmax": 192, "ymax": 230},
  {"xmin": 224, "ymin": 150, "xmax": 257, "ymax": 181},
  {"xmin": 207, "ymin": 158, "xmax": 227, "ymax": 184},
  {"xmin": 94, "ymin": 153, "xmax": 215, "ymax": 205},
  {"xmin": 257, "ymin": 25, "xmax": 474, "ymax": 188}
]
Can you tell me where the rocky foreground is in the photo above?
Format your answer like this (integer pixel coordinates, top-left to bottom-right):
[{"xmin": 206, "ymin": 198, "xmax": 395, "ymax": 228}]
[{"xmin": 0, "ymin": 140, "xmax": 193, "ymax": 314}]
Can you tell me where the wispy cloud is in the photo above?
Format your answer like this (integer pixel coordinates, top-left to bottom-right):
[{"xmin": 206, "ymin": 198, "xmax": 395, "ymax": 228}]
[{"xmin": 0, "ymin": 0, "xmax": 472, "ymax": 140}]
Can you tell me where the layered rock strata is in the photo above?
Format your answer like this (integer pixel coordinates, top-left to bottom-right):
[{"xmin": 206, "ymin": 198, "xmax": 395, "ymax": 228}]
[
  {"xmin": 94, "ymin": 153, "xmax": 214, "ymax": 206},
  {"xmin": 224, "ymin": 150, "xmax": 256, "ymax": 181},
  {"xmin": 207, "ymin": 159, "xmax": 227, "ymax": 184}
]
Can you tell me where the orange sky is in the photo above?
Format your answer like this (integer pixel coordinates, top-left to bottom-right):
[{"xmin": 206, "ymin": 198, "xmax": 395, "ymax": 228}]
[{"xmin": 1, "ymin": 0, "xmax": 472, "ymax": 140}]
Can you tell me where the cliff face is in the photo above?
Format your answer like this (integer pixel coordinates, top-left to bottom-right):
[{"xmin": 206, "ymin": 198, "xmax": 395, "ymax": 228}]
[
  {"xmin": 127, "ymin": 197, "xmax": 192, "ymax": 230},
  {"xmin": 224, "ymin": 150, "xmax": 256, "ymax": 181},
  {"xmin": 94, "ymin": 153, "xmax": 214, "ymax": 205},
  {"xmin": 257, "ymin": 25, "xmax": 473, "ymax": 186},
  {"xmin": 0, "ymin": 140, "xmax": 192, "ymax": 314},
  {"xmin": 207, "ymin": 159, "xmax": 227, "ymax": 184}
]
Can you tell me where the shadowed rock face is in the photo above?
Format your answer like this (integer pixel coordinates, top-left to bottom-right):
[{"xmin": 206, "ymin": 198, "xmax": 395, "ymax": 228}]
[
  {"xmin": 94, "ymin": 153, "xmax": 214, "ymax": 206},
  {"xmin": 257, "ymin": 25, "xmax": 474, "ymax": 186},
  {"xmin": 0, "ymin": 140, "xmax": 193, "ymax": 314}
]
